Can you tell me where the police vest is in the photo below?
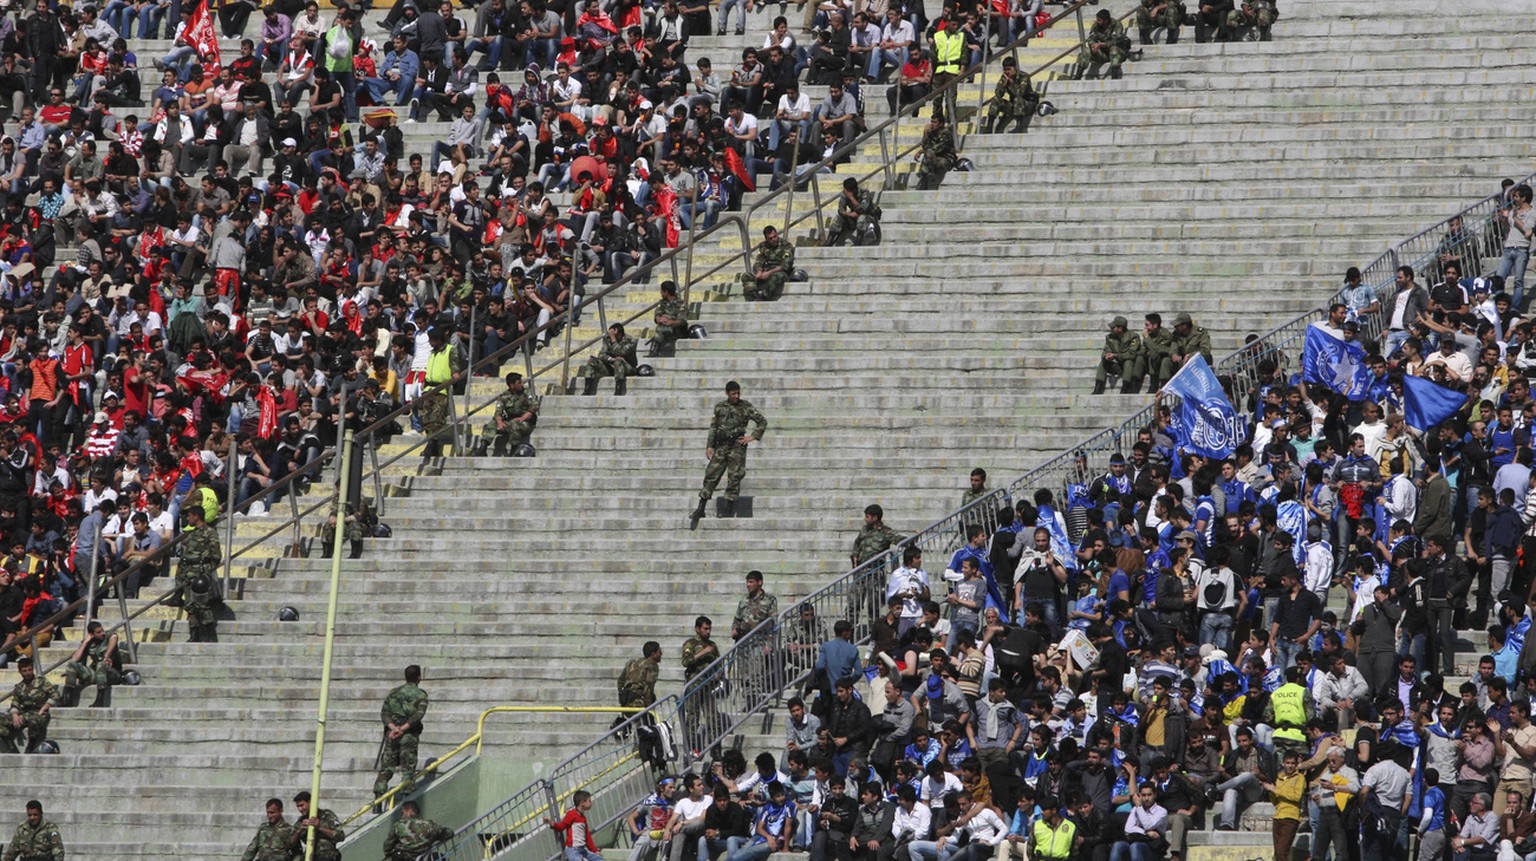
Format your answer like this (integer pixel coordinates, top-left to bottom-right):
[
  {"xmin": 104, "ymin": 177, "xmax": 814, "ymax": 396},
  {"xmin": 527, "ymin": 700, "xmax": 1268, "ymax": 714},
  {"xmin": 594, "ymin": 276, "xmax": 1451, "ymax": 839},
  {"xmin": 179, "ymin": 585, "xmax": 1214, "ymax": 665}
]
[
  {"xmin": 1032, "ymin": 818, "xmax": 1076, "ymax": 860},
  {"xmin": 426, "ymin": 346, "xmax": 454, "ymax": 385},
  {"xmin": 933, "ymin": 29, "xmax": 964, "ymax": 74},
  {"xmin": 1271, "ymin": 683, "xmax": 1307, "ymax": 741}
]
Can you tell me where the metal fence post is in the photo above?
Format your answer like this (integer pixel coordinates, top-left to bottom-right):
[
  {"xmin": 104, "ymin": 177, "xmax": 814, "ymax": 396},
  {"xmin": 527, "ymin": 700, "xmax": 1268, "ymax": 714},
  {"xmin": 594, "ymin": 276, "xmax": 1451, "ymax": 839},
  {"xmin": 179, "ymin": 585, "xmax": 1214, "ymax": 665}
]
[
  {"xmin": 116, "ymin": 583, "xmax": 138, "ymax": 664},
  {"xmin": 223, "ymin": 443, "xmax": 237, "ymax": 595},
  {"xmin": 543, "ymin": 780, "xmax": 563, "ymax": 856},
  {"xmin": 85, "ymin": 530, "xmax": 101, "ymax": 626}
]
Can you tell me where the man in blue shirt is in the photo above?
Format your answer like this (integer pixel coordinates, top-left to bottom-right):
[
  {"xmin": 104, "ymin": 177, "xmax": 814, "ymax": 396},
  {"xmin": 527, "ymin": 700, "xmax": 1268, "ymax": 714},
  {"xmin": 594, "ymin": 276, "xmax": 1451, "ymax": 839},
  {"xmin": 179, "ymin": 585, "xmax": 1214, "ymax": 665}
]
[{"xmin": 728, "ymin": 783, "xmax": 795, "ymax": 861}]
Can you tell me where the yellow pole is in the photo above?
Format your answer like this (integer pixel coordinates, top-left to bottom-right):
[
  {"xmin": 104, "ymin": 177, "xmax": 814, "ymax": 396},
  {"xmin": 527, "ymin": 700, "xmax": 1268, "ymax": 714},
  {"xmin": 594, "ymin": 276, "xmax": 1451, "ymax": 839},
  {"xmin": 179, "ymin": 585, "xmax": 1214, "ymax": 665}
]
[{"xmin": 305, "ymin": 429, "xmax": 354, "ymax": 861}]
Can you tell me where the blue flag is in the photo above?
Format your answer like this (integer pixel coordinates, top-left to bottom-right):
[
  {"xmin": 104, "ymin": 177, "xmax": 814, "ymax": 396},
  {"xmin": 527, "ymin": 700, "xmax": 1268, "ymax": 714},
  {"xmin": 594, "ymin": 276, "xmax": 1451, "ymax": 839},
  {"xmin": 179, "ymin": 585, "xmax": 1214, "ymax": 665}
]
[
  {"xmin": 1163, "ymin": 355, "xmax": 1246, "ymax": 459},
  {"xmin": 1400, "ymin": 373, "xmax": 1468, "ymax": 432},
  {"xmin": 1302, "ymin": 324, "xmax": 1371, "ymax": 402}
]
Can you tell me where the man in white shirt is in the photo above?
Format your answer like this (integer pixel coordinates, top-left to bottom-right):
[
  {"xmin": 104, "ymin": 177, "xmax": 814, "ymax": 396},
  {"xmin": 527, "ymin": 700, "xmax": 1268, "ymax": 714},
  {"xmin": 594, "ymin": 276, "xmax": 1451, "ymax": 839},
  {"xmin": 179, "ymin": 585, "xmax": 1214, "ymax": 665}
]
[
  {"xmin": 875, "ymin": 9, "xmax": 914, "ymax": 82},
  {"xmin": 887, "ymin": 549, "xmax": 930, "ymax": 637},
  {"xmin": 890, "ymin": 785, "xmax": 932, "ymax": 846},
  {"xmin": 769, "ymin": 82, "xmax": 812, "ymax": 152},
  {"xmin": 723, "ymin": 103, "xmax": 759, "ymax": 159},
  {"xmin": 908, "ymin": 790, "xmax": 1003, "ymax": 861},
  {"xmin": 663, "ymin": 775, "xmax": 712, "ymax": 861}
]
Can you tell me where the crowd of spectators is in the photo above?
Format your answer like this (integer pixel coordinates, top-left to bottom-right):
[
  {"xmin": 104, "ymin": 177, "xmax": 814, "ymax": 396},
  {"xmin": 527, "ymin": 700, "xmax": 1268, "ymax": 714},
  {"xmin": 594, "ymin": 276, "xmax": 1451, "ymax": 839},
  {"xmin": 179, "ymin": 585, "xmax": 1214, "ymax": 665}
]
[{"xmin": 610, "ymin": 178, "xmax": 1536, "ymax": 861}]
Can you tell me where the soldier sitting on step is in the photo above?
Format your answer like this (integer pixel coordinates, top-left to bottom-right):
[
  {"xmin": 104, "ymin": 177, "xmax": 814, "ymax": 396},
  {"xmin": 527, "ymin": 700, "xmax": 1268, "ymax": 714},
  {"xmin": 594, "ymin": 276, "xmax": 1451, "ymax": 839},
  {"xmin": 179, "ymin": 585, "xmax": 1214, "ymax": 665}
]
[
  {"xmin": 742, "ymin": 226, "xmax": 795, "ymax": 301},
  {"xmin": 579, "ymin": 323, "xmax": 640, "ymax": 397},
  {"xmin": 650, "ymin": 281, "xmax": 691, "ymax": 356},
  {"xmin": 1226, "ymin": 0, "xmax": 1276, "ymax": 41},
  {"xmin": 981, "ymin": 57, "xmax": 1039, "ymax": 134},
  {"xmin": 60, "ymin": 621, "xmax": 124, "ymax": 708},
  {"xmin": 1135, "ymin": 0, "xmax": 1185, "ymax": 45},
  {"xmin": 1075, "ymin": 10, "xmax": 1132, "ymax": 80}
]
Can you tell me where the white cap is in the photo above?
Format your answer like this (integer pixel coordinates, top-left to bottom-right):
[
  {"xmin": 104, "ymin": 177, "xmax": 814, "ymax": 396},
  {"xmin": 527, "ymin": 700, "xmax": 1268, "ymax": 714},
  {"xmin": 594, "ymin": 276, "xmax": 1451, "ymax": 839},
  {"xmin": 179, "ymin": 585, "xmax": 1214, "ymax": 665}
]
[
  {"xmin": 638, "ymin": 99, "xmax": 653, "ymax": 110},
  {"xmin": 281, "ymin": 137, "xmax": 297, "ymax": 147}
]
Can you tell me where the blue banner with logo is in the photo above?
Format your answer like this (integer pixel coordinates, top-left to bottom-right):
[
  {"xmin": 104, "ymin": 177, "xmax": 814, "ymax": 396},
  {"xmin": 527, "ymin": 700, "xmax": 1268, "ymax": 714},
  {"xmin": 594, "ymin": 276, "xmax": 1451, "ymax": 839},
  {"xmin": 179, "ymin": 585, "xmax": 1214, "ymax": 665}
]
[
  {"xmin": 1163, "ymin": 355, "xmax": 1246, "ymax": 459},
  {"xmin": 1301, "ymin": 324, "xmax": 1371, "ymax": 402}
]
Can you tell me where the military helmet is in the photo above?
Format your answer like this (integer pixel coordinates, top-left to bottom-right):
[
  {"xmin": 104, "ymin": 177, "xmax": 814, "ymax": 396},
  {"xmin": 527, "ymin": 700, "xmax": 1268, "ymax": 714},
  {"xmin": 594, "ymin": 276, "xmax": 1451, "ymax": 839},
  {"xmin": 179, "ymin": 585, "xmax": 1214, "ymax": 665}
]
[
  {"xmin": 278, "ymin": 606, "xmax": 301, "ymax": 622},
  {"xmin": 33, "ymin": 740, "xmax": 60, "ymax": 754},
  {"xmin": 188, "ymin": 574, "xmax": 214, "ymax": 595},
  {"xmin": 513, "ymin": 444, "xmax": 537, "ymax": 458},
  {"xmin": 122, "ymin": 670, "xmax": 142, "ymax": 686},
  {"xmin": 636, "ymin": 364, "xmax": 656, "ymax": 377}
]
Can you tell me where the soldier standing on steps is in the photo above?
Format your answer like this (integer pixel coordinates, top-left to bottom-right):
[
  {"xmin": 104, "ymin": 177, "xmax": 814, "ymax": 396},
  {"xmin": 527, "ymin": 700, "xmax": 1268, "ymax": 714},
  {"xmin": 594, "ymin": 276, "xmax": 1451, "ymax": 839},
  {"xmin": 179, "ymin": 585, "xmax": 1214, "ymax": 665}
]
[
  {"xmin": 852, "ymin": 504, "xmax": 904, "ymax": 567},
  {"xmin": 240, "ymin": 799, "xmax": 292, "ymax": 861},
  {"xmin": 420, "ymin": 327, "xmax": 467, "ymax": 459},
  {"xmin": 914, "ymin": 111, "xmax": 956, "ymax": 192},
  {"xmin": 0, "ymin": 659, "xmax": 55, "ymax": 754},
  {"xmin": 732, "ymin": 571, "xmax": 779, "ymax": 641},
  {"xmin": 650, "ymin": 281, "xmax": 691, "ymax": 357},
  {"xmin": 375, "ymin": 664, "xmax": 430, "ymax": 800},
  {"xmin": 742, "ymin": 226, "xmax": 795, "ymax": 302},
  {"xmin": 691, "ymin": 381, "xmax": 768, "ymax": 524},
  {"xmin": 619, "ymin": 641, "xmax": 663, "ymax": 708},
  {"xmin": 681, "ymin": 616, "xmax": 722, "ymax": 753},
  {"xmin": 176, "ymin": 505, "xmax": 223, "ymax": 643},
  {"xmin": 288, "ymin": 790, "xmax": 345, "ymax": 861},
  {"xmin": 1095, "ymin": 316, "xmax": 1146, "ymax": 395},
  {"xmin": 5, "ymin": 800, "xmax": 63, "ymax": 861},
  {"xmin": 382, "ymin": 800, "xmax": 455, "ymax": 861}
]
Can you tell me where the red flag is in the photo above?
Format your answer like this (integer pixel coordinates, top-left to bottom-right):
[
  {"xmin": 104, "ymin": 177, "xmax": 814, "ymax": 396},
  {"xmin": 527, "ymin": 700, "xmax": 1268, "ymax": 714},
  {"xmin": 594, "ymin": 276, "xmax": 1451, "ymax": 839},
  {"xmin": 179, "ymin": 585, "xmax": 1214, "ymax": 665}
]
[
  {"xmin": 256, "ymin": 387, "xmax": 278, "ymax": 439},
  {"xmin": 723, "ymin": 147, "xmax": 755, "ymax": 193},
  {"xmin": 653, "ymin": 185, "xmax": 680, "ymax": 248},
  {"xmin": 181, "ymin": 0, "xmax": 222, "ymax": 78}
]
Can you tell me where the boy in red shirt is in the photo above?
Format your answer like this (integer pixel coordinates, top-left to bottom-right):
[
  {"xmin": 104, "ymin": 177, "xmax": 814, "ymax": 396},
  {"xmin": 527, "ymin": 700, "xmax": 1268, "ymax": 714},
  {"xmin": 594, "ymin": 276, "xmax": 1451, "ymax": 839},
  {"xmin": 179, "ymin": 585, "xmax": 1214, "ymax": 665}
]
[{"xmin": 547, "ymin": 790, "xmax": 604, "ymax": 861}]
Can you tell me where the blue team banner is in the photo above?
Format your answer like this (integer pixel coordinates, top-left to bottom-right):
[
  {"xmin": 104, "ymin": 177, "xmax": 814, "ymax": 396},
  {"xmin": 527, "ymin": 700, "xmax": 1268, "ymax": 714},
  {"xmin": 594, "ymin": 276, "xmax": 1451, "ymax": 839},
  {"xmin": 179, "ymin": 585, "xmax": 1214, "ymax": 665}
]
[
  {"xmin": 1302, "ymin": 324, "xmax": 1371, "ymax": 402},
  {"xmin": 1401, "ymin": 373, "xmax": 1468, "ymax": 432},
  {"xmin": 1163, "ymin": 355, "xmax": 1246, "ymax": 459}
]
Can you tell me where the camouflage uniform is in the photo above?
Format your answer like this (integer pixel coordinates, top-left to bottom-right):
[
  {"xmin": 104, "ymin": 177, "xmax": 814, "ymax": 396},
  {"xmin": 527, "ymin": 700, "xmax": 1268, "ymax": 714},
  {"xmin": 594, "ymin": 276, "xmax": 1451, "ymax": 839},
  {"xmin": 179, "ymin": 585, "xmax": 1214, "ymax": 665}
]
[
  {"xmin": 4, "ymin": 816, "xmax": 63, "ymax": 861},
  {"xmin": 382, "ymin": 815, "xmax": 454, "ymax": 861},
  {"xmin": 176, "ymin": 522, "xmax": 223, "ymax": 642},
  {"xmin": 915, "ymin": 125, "xmax": 957, "ymax": 191},
  {"xmin": 485, "ymin": 387, "xmax": 540, "ymax": 456},
  {"xmin": 618, "ymin": 656, "xmax": 660, "ymax": 708},
  {"xmin": 1077, "ymin": 17, "xmax": 1131, "ymax": 78},
  {"xmin": 1226, "ymin": 0, "xmax": 1275, "ymax": 39},
  {"xmin": 851, "ymin": 522, "xmax": 903, "ymax": 566},
  {"xmin": 240, "ymin": 818, "xmax": 293, "ymax": 861},
  {"xmin": 699, "ymin": 397, "xmax": 768, "ymax": 504},
  {"xmin": 62, "ymin": 636, "xmax": 124, "ymax": 699},
  {"xmin": 1135, "ymin": 0, "xmax": 1185, "ymax": 44},
  {"xmin": 289, "ymin": 808, "xmax": 344, "ymax": 861},
  {"xmin": 1097, "ymin": 322, "xmax": 1146, "ymax": 389},
  {"xmin": 732, "ymin": 590, "xmax": 779, "ymax": 639},
  {"xmin": 652, "ymin": 296, "xmax": 690, "ymax": 354},
  {"xmin": 375, "ymin": 681, "xmax": 430, "ymax": 797},
  {"xmin": 825, "ymin": 191, "xmax": 881, "ymax": 248},
  {"xmin": 579, "ymin": 335, "xmax": 639, "ymax": 384},
  {"xmin": 0, "ymin": 675, "xmax": 56, "ymax": 753},
  {"xmin": 984, "ymin": 72, "xmax": 1039, "ymax": 133},
  {"xmin": 681, "ymin": 636, "xmax": 718, "ymax": 682},
  {"xmin": 680, "ymin": 634, "xmax": 721, "ymax": 749},
  {"xmin": 1142, "ymin": 324, "xmax": 1177, "ymax": 389},
  {"xmin": 742, "ymin": 239, "xmax": 795, "ymax": 302}
]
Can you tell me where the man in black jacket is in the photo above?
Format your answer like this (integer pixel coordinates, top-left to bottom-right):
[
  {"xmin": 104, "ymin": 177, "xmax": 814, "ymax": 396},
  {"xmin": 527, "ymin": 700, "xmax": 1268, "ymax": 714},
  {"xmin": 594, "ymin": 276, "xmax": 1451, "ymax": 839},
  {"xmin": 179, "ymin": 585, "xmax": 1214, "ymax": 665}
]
[
  {"xmin": 827, "ymin": 677, "xmax": 871, "ymax": 777},
  {"xmin": 811, "ymin": 778, "xmax": 860, "ymax": 861},
  {"xmin": 848, "ymin": 782, "xmax": 894, "ymax": 861}
]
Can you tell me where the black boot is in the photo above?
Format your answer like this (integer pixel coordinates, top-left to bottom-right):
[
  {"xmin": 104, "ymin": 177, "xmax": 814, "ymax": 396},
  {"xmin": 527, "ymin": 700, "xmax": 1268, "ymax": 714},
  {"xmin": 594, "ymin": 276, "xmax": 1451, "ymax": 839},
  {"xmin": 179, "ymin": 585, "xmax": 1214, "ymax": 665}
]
[
  {"xmin": 1139, "ymin": 27, "xmax": 1152, "ymax": 44},
  {"xmin": 614, "ymin": 378, "xmax": 627, "ymax": 396},
  {"xmin": 1011, "ymin": 116, "xmax": 1029, "ymax": 133},
  {"xmin": 689, "ymin": 498, "xmax": 708, "ymax": 528},
  {"xmin": 350, "ymin": 539, "xmax": 364, "ymax": 559},
  {"xmin": 721, "ymin": 499, "xmax": 736, "ymax": 518},
  {"xmin": 1258, "ymin": 25, "xmax": 1270, "ymax": 40},
  {"xmin": 582, "ymin": 377, "xmax": 598, "ymax": 396},
  {"xmin": 1092, "ymin": 380, "xmax": 1106, "ymax": 395},
  {"xmin": 90, "ymin": 687, "xmax": 110, "ymax": 708},
  {"xmin": 1167, "ymin": 27, "xmax": 1179, "ymax": 43},
  {"xmin": 1121, "ymin": 378, "xmax": 1143, "ymax": 395},
  {"xmin": 58, "ymin": 685, "xmax": 80, "ymax": 708},
  {"xmin": 1109, "ymin": 63, "xmax": 1123, "ymax": 80},
  {"xmin": 979, "ymin": 116, "xmax": 994, "ymax": 133}
]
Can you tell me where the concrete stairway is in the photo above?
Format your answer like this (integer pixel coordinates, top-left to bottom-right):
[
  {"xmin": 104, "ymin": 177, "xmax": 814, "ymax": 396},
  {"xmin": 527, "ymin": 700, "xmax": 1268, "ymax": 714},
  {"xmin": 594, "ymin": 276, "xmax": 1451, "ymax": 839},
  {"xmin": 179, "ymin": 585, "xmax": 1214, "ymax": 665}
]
[{"xmin": 0, "ymin": 0, "xmax": 1527, "ymax": 857}]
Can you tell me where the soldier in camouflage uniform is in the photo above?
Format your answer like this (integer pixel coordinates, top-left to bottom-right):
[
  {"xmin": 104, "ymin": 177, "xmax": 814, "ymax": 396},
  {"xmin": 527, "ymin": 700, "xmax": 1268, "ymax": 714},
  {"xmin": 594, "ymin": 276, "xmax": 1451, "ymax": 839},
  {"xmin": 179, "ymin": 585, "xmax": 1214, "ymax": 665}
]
[
  {"xmin": 680, "ymin": 616, "xmax": 721, "ymax": 752},
  {"xmin": 240, "ymin": 798, "xmax": 293, "ymax": 861},
  {"xmin": 382, "ymin": 801, "xmax": 454, "ymax": 861},
  {"xmin": 321, "ymin": 499, "xmax": 368, "ymax": 560},
  {"xmin": 481, "ymin": 372, "xmax": 539, "ymax": 456},
  {"xmin": 1095, "ymin": 315, "xmax": 1146, "ymax": 394},
  {"xmin": 824, "ymin": 178, "xmax": 881, "ymax": 248},
  {"xmin": 579, "ymin": 323, "xmax": 639, "ymax": 396},
  {"xmin": 1076, "ymin": 10, "xmax": 1131, "ymax": 80},
  {"xmin": 982, "ymin": 57, "xmax": 1039, "ymax": 134},
  {"xmin": 741, "ymin": 226, "xmax": 795, "ymax": 302},
  {"xmin": 618, "ymin": 641, "xmax": 662, "ymax": 708},
  {"xmin": 915, "ymin": 112, "xmax": 957, "ymax": 191},
  {"xmin": 1135, "ymin": 0, "xmax": 1185, "ymax": 45},
  {"xmin": 851, "ymin": 503, "xmax": 904, "ymax": 567},
  {"xmin": 0, "ymin": 659, "xmax": 55, "ymax": 754},
  {"xmin": 1142, "ymin": 312, "xmax": 1177, "ymax": 390},
  {"xmin": 731, "ymin": 571, "xmax": 778, "ymax": 640},
  {"xmin": 288, "ymin": 791, "xmax": 345, "ymax": 861},
  {"xmin": 375, "ymin": 665, "xmax": 430, "ymax": 799},
  {"xmin": 1225, "ymin": 0, "xmax": 1275, "ymax": 41},
  {"xmin": 6, "ymin": 801, "xmax": 63, "ymax": 861},
  {"xmin": 176, "ymin": 504, "xmax": 223, "ymax": 643},
  {"xmin": 1167, "ymin": 311, "xmax": 1214, "ymax": 380},
  {"xmin": 650, "ymin": 281, "xmax": 690, "ymax": 356},
  {"xmin": 690, "ymin": 381, "xmax": 768, "ymax": 524},
  {"xmin": 61, "ymin": 621, "xmax": 124, "ymax": 708}
]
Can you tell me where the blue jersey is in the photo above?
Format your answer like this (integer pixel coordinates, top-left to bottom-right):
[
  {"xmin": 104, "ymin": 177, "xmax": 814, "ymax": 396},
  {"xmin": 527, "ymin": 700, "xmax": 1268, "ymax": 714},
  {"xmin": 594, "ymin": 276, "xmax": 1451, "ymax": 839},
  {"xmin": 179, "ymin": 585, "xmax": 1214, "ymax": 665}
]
[{"xmin": 751, "ymin": 800, "xmax": 796, "ymax": 844}]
